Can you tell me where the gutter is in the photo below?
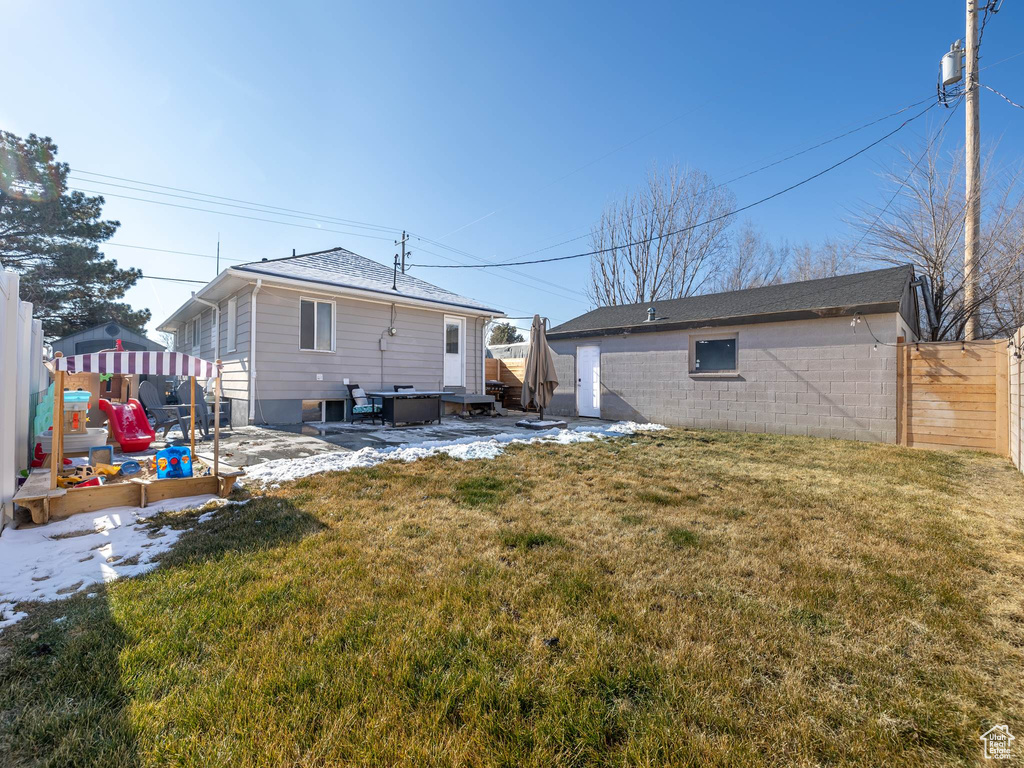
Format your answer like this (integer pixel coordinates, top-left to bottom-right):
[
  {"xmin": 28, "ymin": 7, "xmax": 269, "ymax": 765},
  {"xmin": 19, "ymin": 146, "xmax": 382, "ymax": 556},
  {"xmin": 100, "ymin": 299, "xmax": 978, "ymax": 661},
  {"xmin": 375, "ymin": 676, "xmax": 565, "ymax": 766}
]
[
  {"xmin": 248, "ymin": 279, "xmax": 263, "ymax": 423},
  {"xmin": 547, "ymin": 303, "xmax": 902, "ymax": 341}
]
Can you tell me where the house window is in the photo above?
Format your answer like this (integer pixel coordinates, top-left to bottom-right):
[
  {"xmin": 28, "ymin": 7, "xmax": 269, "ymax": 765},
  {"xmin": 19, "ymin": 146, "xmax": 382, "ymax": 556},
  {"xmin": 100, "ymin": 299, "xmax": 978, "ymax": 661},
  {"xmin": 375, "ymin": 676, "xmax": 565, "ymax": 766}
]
[
  {"xmin": 226, "ymin": 296, "xmax": 237, "ymax": 353},
  {"xmin": 300, "ymin": 298, "xmax": 334, "ymax": 352},
  {"xmin": 691, "ymin": 335, "xmax": 737, "ymax": 374},
  {"xmin": 191, "ymin": 316, "xmax": 201, "ymax": 351},
  {"xmin": 445, "ymin": 322, "xmax": 460, "ymax": 354}
]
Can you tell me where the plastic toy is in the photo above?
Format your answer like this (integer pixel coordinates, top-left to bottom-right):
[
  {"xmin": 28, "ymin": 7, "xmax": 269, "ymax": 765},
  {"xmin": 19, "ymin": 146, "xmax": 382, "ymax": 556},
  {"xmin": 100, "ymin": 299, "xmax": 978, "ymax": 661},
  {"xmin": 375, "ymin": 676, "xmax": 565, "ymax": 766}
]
[
  {"xmin": 93, "ymin": 463, "xmax": 122, "ymax": 477},
  {"xmin": 88, "ymin": 445, "xmax": 114, "ymax": 465},
  {"xmin": 155, "ymin": 446, "xmax": 193, "ymax": 479},
  {"xmin": 119, "ymin": 460, "xmax": 142, "ymax": 476},
  {"xmin": 98, "ymin": 398, "xmax": 155, "ymax": 453}
]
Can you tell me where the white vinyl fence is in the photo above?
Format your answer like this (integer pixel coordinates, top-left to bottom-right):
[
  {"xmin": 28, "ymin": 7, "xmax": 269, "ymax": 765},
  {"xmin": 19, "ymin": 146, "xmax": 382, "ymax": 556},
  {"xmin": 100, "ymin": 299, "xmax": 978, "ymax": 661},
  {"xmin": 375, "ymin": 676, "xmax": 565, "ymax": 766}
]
[{"xmin": 0, "ymin": 270, "xmax": 46, "ymax": 530}]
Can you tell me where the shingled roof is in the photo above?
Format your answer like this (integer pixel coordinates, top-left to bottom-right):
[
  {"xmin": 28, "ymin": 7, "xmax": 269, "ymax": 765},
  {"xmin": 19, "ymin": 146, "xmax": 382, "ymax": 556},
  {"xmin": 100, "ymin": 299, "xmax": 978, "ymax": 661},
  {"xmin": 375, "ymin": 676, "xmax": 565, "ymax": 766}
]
[
  {"xmin": 233, "ymin": 247, "xmax": 500, "ymax": 313},
  {"xmin": 548, "ymin": 265, "xmax": 916, "ymax": 339}
]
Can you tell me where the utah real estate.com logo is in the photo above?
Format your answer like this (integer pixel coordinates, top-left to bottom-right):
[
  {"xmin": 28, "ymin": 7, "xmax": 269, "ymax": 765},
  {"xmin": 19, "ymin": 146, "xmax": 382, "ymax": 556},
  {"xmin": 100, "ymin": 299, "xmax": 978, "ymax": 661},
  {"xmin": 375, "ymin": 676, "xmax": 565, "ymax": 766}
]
[{"xmin": 980, "ymin": 725, "xmax": 1015, "ymax": 760}]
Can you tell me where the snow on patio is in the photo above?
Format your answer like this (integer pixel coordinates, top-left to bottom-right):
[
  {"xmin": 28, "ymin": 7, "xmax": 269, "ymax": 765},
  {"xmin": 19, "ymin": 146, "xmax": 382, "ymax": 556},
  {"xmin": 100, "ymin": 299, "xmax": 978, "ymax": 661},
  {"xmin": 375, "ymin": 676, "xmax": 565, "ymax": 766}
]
[{"xmin": 243, "ymin": 421, "xmax": 668, "ymax": 487}]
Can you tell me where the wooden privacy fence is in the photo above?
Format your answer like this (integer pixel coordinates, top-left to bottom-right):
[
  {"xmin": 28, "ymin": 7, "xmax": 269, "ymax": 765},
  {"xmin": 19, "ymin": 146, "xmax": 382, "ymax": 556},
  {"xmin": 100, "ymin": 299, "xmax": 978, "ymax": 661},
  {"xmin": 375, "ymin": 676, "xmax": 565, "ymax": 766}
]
[
  {"xmin": 485, "ymin": 357, "xmax": 530, "ymax": 409},
  {"xmin": 897, "ymin": 339, "xmax": 1008, "ymax": 454},
  {"xmin": 1011, "ymin": 326, "xmax": 1022, "ymax": 473}
]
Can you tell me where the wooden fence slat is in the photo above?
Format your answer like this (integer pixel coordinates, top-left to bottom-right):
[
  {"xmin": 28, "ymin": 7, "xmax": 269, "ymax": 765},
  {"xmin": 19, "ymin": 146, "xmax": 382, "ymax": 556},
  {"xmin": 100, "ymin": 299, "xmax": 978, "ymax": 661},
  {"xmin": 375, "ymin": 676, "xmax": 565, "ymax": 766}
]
[{"xmin": 903, "ymin": 339, "xmax": 1011, "ymax": 456}]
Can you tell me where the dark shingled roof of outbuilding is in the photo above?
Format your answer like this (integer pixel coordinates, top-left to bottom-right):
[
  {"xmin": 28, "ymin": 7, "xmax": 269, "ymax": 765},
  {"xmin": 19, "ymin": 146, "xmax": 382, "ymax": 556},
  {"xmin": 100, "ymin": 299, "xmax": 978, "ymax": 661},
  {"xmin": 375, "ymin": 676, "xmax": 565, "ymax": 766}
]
[{"xmin": 547, "ymin": 265, "xmax": 916, "ymax": 339}]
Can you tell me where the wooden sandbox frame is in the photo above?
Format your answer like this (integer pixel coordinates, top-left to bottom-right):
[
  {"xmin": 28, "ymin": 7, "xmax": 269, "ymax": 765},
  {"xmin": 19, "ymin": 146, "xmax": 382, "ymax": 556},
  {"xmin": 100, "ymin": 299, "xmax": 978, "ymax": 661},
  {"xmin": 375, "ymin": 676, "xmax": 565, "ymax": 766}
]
[{"xmin": 14, "ymin": 351, "xmax": 243, "ymax": 525}]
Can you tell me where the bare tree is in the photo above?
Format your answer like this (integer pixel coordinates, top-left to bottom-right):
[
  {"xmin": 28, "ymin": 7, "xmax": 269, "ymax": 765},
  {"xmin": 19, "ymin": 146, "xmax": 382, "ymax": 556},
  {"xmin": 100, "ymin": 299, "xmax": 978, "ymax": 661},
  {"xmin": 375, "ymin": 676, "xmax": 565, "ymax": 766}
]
[
  {"xmin": 852, "ymin": 136, "xmax": 1024, "ymax": 340},
  {"xmin": 714, "ymin": 220, "xmax": 790, "ymax": 292},
  {"xmin": 787, "ymin": 238, "xmax": 855, "ymax": 282},
  {"xmin": 588, "ymin": 165, "xmax": 735, "ymax": 305}
]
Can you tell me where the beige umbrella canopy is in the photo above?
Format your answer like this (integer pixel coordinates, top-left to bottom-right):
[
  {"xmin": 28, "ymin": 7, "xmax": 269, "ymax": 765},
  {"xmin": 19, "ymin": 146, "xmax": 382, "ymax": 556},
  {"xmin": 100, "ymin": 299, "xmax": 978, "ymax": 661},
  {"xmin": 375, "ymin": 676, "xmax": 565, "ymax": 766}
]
[{"xmin": 522, "ymin": 314, "xmax": 559, "ymax": 420}]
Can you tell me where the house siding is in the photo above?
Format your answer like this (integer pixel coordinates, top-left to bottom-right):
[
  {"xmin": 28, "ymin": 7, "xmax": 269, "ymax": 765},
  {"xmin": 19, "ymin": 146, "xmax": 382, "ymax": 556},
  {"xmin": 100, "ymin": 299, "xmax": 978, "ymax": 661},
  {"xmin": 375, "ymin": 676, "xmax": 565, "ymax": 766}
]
[
  {"xmin": 548, "ymin": 313, "xmax": 905, "ymax": 443},
  {"xmin": 249, "ymin": 285, "xmax": 486, "ymax": 422}
]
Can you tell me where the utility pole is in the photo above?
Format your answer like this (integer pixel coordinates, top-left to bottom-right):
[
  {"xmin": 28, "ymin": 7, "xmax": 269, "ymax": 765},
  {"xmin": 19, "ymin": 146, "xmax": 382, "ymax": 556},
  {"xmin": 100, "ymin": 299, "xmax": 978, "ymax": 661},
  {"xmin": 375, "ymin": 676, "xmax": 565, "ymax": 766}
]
[
  {"xmin": 395, "ymin": 231, "xmax": 411, "ymax": 274},
  {"xmin": 964, "ymin": 0, "xmax": 982, "ymax": 340}
]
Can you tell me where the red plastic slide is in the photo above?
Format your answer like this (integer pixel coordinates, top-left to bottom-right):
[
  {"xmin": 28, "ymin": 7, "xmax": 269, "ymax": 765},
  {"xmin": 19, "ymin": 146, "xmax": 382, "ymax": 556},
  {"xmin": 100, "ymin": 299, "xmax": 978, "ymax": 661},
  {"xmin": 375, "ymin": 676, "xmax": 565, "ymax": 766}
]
[{"xmin": 98, "ymin": 398, "xmax": 156, "ymax": 453}]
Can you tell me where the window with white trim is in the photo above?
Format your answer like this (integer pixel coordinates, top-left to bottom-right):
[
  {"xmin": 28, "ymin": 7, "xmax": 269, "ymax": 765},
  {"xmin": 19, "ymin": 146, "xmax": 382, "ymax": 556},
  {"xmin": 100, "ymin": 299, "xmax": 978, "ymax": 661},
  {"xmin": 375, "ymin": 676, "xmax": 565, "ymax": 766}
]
[
  {"xmin": 689, "ymin": 334, "xmax": 738, "ymax": 374},
  {"xmin": 191, "ymin": 315, "xmax": 201, "ymax": 353},
  {"xmin": 226, "ymin": 296, "xmax": 237, "ymax": 353},
  {"xmin": 299, "ymin": 298, "xmax": 334, "ymax": 352}
]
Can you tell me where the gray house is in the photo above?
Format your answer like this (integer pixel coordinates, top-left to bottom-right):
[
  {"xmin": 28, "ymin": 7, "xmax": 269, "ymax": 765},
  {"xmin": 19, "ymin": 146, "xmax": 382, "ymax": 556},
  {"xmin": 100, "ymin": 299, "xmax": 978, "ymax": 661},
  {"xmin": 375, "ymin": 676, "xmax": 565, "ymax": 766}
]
[
  {"xmin": 545, "ymin": 265, "xmax": 922, "ymax": 443},
  {"xmin": 157, "ymin": 247, "xmax": 503, "ymax": 425},
  {"xmin": 51, "ymin": 321, "xmax": 165, "ymax": 357}
]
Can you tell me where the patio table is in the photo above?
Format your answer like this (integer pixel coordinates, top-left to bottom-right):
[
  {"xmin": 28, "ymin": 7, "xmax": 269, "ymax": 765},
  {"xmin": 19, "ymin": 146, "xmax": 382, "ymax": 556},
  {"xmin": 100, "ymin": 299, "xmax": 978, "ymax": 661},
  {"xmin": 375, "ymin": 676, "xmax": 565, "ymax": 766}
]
[{"xmin": 364, "ymin": 390, "xmax": 445, "ymax": 427}]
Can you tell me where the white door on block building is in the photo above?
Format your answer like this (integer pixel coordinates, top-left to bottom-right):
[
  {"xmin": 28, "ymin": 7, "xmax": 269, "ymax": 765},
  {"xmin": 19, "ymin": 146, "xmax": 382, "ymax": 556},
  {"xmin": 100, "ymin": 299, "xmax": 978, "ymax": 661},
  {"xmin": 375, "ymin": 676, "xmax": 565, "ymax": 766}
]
[
  {"xmin": 577, "ymin": 345, "xmax": 601, "ymax": 417},
  {"xmin": 443, "ymin": 316, "xmax": 465, "ymax": 387}
]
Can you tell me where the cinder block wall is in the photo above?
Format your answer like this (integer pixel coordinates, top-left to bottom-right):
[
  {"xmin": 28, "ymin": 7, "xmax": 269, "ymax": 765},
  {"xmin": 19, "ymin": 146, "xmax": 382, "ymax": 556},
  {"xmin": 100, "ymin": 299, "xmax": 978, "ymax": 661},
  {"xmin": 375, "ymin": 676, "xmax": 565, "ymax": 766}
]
[{"xmin": 548, "ymin": 313, "xmax": 904, "ymax": 443}]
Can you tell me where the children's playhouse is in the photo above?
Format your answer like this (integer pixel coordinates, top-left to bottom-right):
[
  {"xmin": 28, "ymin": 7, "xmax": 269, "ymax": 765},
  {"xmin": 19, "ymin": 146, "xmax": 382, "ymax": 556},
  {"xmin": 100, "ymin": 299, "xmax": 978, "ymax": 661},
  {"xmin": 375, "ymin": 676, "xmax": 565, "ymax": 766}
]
[{"xmin": 14, "ymin": 350, "xmax": 243, "ymax": 525}]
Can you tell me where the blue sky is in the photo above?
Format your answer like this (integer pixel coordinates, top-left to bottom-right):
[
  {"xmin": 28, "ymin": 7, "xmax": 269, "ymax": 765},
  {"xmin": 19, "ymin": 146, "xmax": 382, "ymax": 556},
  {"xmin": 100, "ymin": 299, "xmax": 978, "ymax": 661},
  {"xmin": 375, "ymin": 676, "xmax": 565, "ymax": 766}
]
[{"xmin": 4, "ymin": 1, "xmax": 1023, "ymax": 334}]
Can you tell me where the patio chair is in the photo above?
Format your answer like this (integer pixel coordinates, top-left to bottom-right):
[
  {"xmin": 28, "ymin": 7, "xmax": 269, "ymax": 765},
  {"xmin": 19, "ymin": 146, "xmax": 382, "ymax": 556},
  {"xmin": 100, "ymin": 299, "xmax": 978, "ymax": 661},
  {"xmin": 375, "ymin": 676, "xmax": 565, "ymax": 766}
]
[
  {"xmin": 176, "ymin": 381, "xmax": 212, "ymax": 441},
  {"xmin": 139, "ymin": 380, "xmax": 190, "ymax": 439},
  {"xmin": 346, "ymin": 384, "xmax": 382, "ymax": 425}
]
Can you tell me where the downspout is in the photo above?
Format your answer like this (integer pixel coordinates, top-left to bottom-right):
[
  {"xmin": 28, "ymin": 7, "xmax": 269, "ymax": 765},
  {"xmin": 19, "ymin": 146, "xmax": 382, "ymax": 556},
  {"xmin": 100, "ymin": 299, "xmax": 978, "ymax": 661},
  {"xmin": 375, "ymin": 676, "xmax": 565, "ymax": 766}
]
[
  {"xmin": 481, "ymin": 317, "xmax": 490, "ymax": 395},
  {"xmin": 911, "ymin": 278, "xmax": 938, "ymax": 341},
  {"xmin": 248, "ymin": 279, "xmax": 263, "ymax": 423}
]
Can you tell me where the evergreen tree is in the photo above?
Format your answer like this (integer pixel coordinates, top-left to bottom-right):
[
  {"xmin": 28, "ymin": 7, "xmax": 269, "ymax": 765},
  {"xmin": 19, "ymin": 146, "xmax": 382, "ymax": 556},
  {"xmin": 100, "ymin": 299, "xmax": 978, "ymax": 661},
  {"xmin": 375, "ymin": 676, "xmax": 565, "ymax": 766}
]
[
  {"xmin": 0, "ymin": 131, "xmax": 149, "ymax": 338},
  {"xmin": 488, "ymin": 321, "xmax": 524, "ymax": 345}
]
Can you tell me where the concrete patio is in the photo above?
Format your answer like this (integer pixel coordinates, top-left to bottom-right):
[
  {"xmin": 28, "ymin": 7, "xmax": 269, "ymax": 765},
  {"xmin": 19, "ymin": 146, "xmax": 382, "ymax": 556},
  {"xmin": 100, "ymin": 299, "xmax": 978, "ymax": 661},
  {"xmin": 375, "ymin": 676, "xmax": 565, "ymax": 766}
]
[{"xmin": 179, "ymin": 413, "xmax": 612, "ymax": 468}]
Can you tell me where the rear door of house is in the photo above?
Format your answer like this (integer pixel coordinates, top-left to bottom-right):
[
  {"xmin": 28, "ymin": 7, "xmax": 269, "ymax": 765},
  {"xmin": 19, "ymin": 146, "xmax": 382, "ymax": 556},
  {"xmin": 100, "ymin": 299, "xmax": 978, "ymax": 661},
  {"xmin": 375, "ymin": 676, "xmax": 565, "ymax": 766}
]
[
  {"xmin": 443, "ymin": 316, "xmax": 465, "ymax": 388},
  {"xmin": 577, "ymin": 345, "xmax": 601, "ymax": 417}
]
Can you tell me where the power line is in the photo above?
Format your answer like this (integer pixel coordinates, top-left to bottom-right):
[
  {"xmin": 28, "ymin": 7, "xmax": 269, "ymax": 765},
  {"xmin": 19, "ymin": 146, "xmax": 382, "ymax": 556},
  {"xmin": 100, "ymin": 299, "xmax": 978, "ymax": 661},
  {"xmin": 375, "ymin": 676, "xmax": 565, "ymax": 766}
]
[
  {"xmin": 411, "ymin": 235, "xmax": 589, "ymax": 301},
  {"xmin": 73, "ymin": 174, "xmax": 588, "ymax": 300},
  {"xmin": 713, "ymin": 95, "xmax": 937, "ymax": 189},
  {"xmin": 137, "ymin": 274, "xmax": 208, "ymax": 285},
  {"xmin": 70, "ymin": 175, "xmax": 405, "ymax": 234},
  {"xmin": 847, "ymin": 97, "xmax": 964, "ymax": 262},
  {"xmin": 73, "ymin": 169, "xmax": 403, "ymax": 235},
  {"xmin": 496, "ymin": 94, "xmax": 943, "ymax": 262},
  {"xmin": 980, "ymin": 82, "xmax": 1024, "ymax": 109},
  {"xmin": 69, "ymin": 186, "xmax": 398, "ymax": 243},
  {"xmin": 103, "ymin": 242, "xmax": 249, "ymax": 263},
  {"xmin": 417, "ymin": 101, "xmax": 941, "ymax": 269}
]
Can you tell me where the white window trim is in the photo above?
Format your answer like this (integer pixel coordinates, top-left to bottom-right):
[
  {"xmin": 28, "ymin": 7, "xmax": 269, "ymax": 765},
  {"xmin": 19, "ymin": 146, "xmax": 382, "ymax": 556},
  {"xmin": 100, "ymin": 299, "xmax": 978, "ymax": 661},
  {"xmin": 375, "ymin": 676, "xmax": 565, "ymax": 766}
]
[
  {"xmin": 299, "ymin": 296, "xmax": 336, "ymax": 353},
  {"xmin": 226, "ymin": 296, "xmax": 238, "ymax": 354},
  {"xmin": 688, "ymin": 332, "xmax": 739, "ymax": 377},
  {"xmin": 191, "ymin": 315, "xmax": 202, "ymax": 356}
]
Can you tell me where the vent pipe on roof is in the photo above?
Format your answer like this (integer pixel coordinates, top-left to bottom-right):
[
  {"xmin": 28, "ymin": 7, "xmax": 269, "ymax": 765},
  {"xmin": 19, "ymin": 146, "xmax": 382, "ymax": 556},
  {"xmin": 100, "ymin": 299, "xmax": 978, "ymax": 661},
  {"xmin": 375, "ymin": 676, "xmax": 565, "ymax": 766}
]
[
  {"xmin": 646, "ymin": 307, "xmax": 656, "ymax": 322},
  {"xmin": 292, "ymin": 249, "xmax": 296, "ymax": 257}
]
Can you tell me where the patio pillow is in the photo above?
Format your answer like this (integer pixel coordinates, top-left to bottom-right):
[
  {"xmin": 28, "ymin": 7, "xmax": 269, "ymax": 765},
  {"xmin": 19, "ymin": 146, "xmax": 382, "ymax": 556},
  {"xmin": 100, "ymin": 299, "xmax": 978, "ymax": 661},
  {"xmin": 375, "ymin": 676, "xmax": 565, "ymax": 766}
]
[
  {"xmin": 351, "ymin": 387, "xmax": 368, "ymax": 405},
  {"xmin": 352, "ymin": 404, "xmax": 378, "ymax": 414}
]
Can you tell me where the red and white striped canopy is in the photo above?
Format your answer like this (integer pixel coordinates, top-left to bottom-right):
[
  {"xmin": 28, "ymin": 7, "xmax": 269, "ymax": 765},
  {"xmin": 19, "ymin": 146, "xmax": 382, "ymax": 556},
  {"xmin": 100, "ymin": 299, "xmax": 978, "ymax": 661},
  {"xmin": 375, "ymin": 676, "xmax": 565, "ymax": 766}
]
[{"xmin": 55, "ymin": 351, "xmax": 219, "ymax": 378}]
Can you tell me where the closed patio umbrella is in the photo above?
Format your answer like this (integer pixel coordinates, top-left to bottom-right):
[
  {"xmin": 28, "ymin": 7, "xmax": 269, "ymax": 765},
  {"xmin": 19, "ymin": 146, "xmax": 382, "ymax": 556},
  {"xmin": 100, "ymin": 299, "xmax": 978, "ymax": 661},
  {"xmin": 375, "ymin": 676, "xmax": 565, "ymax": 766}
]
[{"xmin": 522, "ymin": 314, "xmax": 558, "ymax": 421}]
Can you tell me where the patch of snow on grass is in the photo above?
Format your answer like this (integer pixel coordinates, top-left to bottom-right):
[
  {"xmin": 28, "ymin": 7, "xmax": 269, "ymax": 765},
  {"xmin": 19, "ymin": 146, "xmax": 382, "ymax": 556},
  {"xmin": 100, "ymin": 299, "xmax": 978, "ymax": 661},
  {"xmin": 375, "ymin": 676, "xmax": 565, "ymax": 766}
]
[
  {"xmin": 243, "ymin": 421, "xmax": 667, "ymax": 487},
  {"xmin": 0, "ymin": 494, "xmax": 244, "ymax": 631}
]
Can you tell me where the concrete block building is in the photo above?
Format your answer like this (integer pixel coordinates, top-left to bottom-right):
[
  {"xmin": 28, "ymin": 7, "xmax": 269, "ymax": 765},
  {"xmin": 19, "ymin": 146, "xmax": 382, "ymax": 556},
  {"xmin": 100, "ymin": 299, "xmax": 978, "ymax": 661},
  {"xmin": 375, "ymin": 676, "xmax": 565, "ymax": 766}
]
[{"xmin": 545, "ymin": 266, "xmax": 921, "ymax": 443}]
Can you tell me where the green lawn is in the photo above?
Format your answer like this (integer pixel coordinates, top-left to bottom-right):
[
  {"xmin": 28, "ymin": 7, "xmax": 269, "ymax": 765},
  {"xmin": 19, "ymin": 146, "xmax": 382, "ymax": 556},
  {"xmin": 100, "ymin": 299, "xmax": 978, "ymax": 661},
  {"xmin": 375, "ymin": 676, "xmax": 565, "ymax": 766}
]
[{"xmin": 2, "ymin": 429, "xmax": 1023, "ymax": 766}]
